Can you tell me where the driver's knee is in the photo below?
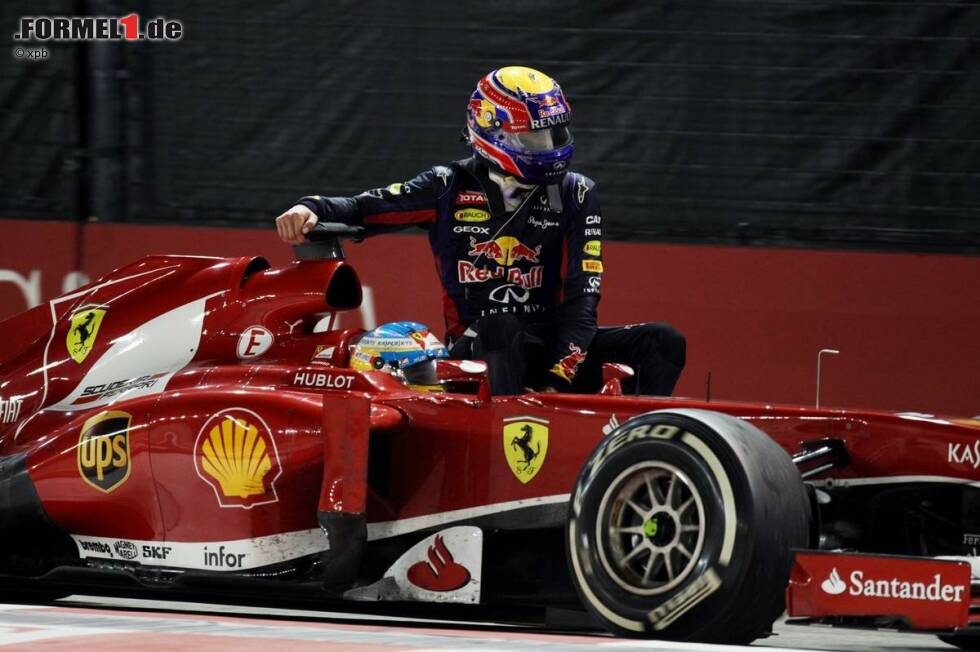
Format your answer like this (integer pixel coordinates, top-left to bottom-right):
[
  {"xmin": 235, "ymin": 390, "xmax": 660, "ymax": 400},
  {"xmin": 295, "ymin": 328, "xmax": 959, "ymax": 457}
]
[
  {"xmin": 658, "ymin": 323, "xmax": 687, "ymax": 368},
  {"xmin": 637, "ymin": 322, "xmax": 686, "ymax": 369}
]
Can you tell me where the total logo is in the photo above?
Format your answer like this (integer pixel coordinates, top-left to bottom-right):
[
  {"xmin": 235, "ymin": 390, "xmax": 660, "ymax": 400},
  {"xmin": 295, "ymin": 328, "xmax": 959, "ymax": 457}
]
[
  {"xmin": 467, "ymin": 236, "xmax": 541, "ymax": 265},
  {"xmin": 820, "ymin": 567, "xmax": 966, "ymax": 603},
  {"xmin": 237, "ymin": 326, "xmax": 274, "ymax": 360},
  {"xmin": 456, "ymin": 191, "xmax": 487, "ymax": 205}
]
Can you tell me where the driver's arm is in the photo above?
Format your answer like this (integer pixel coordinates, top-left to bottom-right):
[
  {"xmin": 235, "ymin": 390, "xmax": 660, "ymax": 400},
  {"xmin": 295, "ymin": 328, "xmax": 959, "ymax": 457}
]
[
  {"xmin": 275, "ymin": 167, "xmax": 450, "ymax": 244},
  {"xmin": 546, "ymin": 174, "xmax": 602, "ymax": 389}
]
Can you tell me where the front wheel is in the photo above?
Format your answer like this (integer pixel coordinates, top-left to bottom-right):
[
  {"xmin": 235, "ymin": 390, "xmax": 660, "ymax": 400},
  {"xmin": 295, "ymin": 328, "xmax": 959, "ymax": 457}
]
[{"xmin": 566, "ymin": 409, "xmax": 810, "ymax": 644}]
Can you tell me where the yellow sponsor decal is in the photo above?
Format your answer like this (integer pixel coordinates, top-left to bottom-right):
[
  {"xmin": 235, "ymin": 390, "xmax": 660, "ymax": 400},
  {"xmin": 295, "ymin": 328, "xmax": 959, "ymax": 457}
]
[
  {"xmin": 194, "ymin": 408, "xmax": 282, "ymax": 508},
  {"xmin": 455, "ymin": 208, "xmax": 490, "ymax": 223},
  {"xmin": 67, "ymin": 306, "xmax": 106, "ymax": 364},
  {"xmin": 386, "ymin": 183, "xmax": 403, "ymax": 195},
  {"xmin": 582, "ymin": 260, "xmax": 604, "ymax": 273},
  {"xmin": 503, "ymin": 417, "xmax": 549, "ymax": 484},
  {"xmin": 77, "ymin": 410, "xmax": 131, "ymax": 493},
  {"xmin": 496, "ymin": 66, "xmax": 555, "ymax": 94},
  {"xmin": 474, "ymin": 99, "xmax": 497, "ymax": 129},
  {"xmin": 584, "ymin": 240, "xmax": 601, "ymax": 256}
]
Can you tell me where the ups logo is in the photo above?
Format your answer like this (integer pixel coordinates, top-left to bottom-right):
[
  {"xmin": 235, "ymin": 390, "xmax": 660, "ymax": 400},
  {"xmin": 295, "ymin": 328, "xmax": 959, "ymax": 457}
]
[{"xmin": 77, "ymin": 410, "xmax": 132, "ymax": 493}]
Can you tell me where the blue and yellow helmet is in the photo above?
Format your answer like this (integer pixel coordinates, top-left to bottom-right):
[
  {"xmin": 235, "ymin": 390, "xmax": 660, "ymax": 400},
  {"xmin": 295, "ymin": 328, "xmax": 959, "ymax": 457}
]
[
  {"xmin": 466, "ymin": 66, "xmax": 573, "ymax": 185},
  {"xmin": 351, "ymin": 321, "xmax": 449, "ymax": 387}
]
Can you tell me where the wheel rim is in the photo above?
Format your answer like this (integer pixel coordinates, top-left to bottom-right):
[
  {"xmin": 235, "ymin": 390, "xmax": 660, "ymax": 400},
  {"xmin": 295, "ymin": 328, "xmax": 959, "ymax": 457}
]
[{"xmin": 596, "ymin": 460, "xmax": 706, "ymax": 596}]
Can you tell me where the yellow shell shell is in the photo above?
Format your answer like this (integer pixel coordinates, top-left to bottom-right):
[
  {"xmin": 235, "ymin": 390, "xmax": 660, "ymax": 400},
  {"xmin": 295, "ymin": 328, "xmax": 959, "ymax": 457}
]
[{"xmin": 199, "ymin": 416, "xmax": 272, "ymax": 498}]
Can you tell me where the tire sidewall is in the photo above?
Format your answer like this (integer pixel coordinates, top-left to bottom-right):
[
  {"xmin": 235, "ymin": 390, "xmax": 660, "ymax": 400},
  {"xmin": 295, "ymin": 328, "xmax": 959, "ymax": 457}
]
[{"xmin": 567, "ymin": 412, "xmax": 760, "ymax": 638}]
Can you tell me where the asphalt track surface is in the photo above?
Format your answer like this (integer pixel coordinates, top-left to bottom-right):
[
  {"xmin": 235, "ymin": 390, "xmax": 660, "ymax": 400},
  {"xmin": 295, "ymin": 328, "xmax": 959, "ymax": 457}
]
[{"xmin": 0, "ymin": 596, "xmax": 960, "ymax": 651}]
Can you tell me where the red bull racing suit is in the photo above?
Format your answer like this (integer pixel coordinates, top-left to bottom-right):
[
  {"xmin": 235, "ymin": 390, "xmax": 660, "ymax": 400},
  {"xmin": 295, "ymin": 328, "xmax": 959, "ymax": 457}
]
[{"xmin": 298, "ymin": 157, "xmax": 685, "ymax": 394}]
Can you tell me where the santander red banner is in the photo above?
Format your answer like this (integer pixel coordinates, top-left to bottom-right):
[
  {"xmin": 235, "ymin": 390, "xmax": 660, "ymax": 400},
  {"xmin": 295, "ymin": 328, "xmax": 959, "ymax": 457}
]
[
  {"xmin": 787, "ymin": 551, "xmax": 971, "ymax": 630},
  {"xmin": 1, "ymin": 218, "xmax": 979, "ymax": 415}
]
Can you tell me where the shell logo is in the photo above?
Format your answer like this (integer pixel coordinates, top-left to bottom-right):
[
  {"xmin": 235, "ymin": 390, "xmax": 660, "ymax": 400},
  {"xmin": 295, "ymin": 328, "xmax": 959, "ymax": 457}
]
[{"xmin": 193, "ymin": 407, "xmax": 282, "ymax": 509}]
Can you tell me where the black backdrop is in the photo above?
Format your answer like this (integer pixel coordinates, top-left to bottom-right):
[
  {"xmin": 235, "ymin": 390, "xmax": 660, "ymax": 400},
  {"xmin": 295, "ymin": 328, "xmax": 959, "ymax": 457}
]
[{"xmin": 2, "ymin": 0, "xmax": 979, "ymax": 251}]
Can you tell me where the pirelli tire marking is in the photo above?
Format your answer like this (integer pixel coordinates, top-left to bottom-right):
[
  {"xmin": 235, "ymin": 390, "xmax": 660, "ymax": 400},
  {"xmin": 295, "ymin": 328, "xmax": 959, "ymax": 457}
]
[{"xmin": 569, "ymin": 413, "xmax": 738, "ymax": 631}]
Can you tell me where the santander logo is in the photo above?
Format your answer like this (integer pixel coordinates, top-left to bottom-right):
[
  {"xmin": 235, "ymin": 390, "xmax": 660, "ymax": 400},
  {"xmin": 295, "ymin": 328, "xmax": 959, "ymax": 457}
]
[
  {"xmin": 820, "ymin": 566, "xmax": 966, "ymax": 603},
  {"xmin": 406, "ymin": 535, "xmax": 471, "ymax": 592},
  {"xmin": 821, "ymin": 567, "xmax": 847, "ymax": 595}
]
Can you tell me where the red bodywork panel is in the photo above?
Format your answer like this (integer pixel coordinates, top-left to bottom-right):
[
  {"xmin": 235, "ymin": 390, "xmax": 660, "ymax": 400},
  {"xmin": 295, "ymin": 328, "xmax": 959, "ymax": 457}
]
[
  {"xmin": 1, "ymin": 254, "xmax": 978, "ymax": 557},
  {"xmin": 787, "ymin": 551, "xmax": 971, "ymax": 630}
]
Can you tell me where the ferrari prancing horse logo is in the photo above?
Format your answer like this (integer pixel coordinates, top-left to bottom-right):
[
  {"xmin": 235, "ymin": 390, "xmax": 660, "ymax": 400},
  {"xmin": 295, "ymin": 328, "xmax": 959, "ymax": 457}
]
[
  {"xmin": 503, "ymin": 416, "xmax": 549, "ymax": 484},
  {"xmin": 67, "ymin": 306, "xmax": 107, "ymax": 364}
]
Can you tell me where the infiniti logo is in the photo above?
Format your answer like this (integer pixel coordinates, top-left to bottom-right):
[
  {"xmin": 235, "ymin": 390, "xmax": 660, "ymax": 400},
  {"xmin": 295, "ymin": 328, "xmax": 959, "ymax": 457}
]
[{"xmin": 489, "ymin": 284, "xmax": 529, "ymax": 304}]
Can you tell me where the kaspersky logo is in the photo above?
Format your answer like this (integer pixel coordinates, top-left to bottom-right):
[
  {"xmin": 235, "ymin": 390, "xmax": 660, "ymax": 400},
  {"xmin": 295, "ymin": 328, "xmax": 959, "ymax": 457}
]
[
  {"xmin": 820, "ymin": 566, "xmax": 966, "ymax": 603},
  {"xmin": 467, "ymin": 236, "xmax": 540, "ymax": 265}
]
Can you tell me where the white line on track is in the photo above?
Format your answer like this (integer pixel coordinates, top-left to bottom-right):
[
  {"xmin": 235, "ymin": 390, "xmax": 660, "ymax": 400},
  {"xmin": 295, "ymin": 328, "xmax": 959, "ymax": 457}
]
[{"xmin": 0, "ymin": 597, "xmax": 955, "ymax": 651}]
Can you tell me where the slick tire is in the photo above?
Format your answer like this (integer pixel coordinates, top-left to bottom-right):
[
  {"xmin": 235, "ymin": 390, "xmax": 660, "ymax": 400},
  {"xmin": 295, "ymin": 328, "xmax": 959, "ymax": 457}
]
[{"xmin": 566, "ymin": 409, "xmax": 810, "ymax": 644}]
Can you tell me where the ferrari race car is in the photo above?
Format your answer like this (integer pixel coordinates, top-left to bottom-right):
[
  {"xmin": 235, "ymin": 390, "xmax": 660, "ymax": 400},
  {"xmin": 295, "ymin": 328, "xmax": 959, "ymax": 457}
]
[{"xmin": 1, "ymin": 225, "xmax": 979, "ymax": 646}]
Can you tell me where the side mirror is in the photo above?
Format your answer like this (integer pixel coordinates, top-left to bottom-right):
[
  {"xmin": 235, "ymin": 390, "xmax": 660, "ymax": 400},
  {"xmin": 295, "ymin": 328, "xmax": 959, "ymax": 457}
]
[
  {"xmin": 434, "ymin": 359, "xmax": 491, "ymax": 400},
  {"xmin": 599, "ymin": 363, "xmax": 634, "ymax": 396}
]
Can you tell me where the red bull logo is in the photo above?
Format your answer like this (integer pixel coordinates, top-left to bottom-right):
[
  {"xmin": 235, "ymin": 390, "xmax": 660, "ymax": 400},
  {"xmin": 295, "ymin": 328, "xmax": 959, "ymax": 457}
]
[
  {"xmin": 457, "ymin": 261, "xmax": 543, "ymax": 290},
  {"xmin": 551, "ymin": 343, "xmax": 587, "ymax": 382},
  {"xmin": 467, "ymin": 236, "xmax": 541, "ymax": 265}
]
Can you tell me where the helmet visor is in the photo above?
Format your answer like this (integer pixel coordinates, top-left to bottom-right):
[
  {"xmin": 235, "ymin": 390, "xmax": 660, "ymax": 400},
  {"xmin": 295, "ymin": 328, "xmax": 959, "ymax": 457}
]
[{"xmin": 501, "ymin": 126, "xmax": 572, "ymax": 152}]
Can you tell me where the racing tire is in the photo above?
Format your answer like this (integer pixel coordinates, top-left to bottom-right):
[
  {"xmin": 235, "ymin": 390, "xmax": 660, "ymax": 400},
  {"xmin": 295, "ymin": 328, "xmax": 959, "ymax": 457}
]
[{"xmin": 566, "ymin": 409, "xmax": 810, "ymax": 644}]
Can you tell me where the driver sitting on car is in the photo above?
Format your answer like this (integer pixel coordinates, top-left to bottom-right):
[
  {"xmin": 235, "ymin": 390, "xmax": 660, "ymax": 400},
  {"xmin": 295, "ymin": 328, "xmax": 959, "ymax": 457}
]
[{"xmin": 276, "ymin": 66, "xmax": 685, "ymax": 396}]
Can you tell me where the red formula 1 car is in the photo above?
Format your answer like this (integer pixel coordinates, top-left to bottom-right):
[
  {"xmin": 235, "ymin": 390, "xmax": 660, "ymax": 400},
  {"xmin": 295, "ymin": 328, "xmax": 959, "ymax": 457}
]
[{"xmin": 1, "ymin": 226, "xmax": 979, "ymax": 646}]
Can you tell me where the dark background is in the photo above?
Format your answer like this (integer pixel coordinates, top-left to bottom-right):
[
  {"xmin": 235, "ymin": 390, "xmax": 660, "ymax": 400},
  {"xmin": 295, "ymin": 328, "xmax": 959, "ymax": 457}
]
[{"xmin": 2, "ymin": 0, "xmax": 979, "ymax": 251}]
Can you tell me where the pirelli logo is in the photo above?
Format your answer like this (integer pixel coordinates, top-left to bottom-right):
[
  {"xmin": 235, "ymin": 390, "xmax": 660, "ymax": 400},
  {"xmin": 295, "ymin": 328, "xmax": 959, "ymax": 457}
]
[{"xmin": 582, "ymin": 260, "xmax": 603, "ymax": 273}]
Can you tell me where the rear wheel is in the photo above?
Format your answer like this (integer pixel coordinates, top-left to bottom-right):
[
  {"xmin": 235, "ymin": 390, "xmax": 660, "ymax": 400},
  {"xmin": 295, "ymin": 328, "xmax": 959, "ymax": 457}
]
[{"xmin": 566, "ymin": 409, "xmax": 811, "ymax": 644}]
